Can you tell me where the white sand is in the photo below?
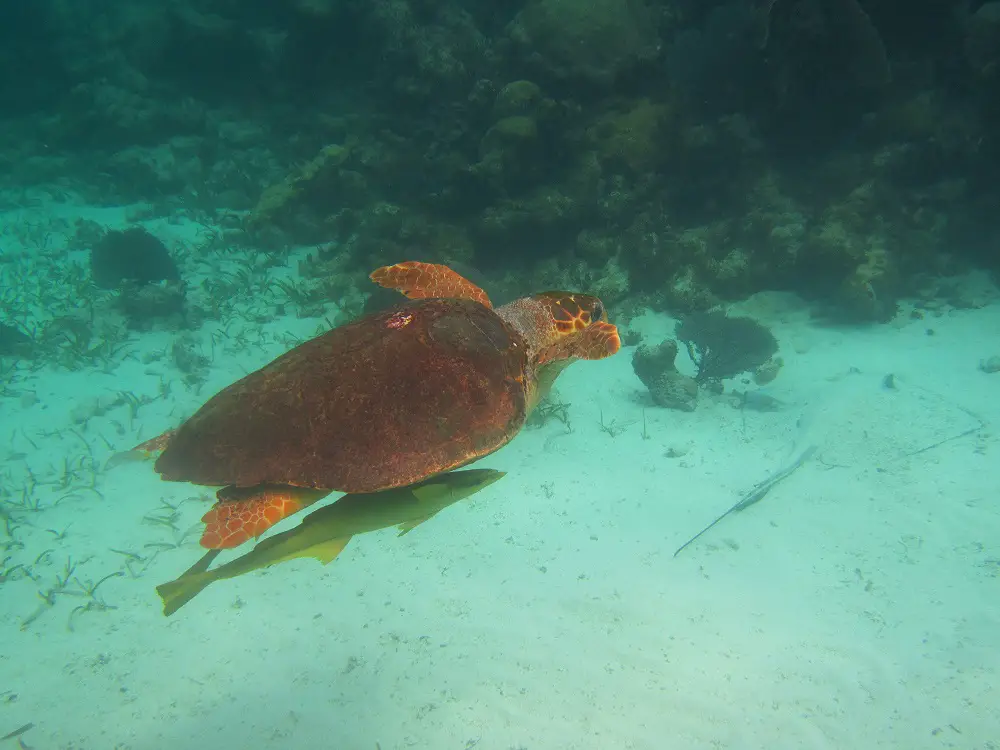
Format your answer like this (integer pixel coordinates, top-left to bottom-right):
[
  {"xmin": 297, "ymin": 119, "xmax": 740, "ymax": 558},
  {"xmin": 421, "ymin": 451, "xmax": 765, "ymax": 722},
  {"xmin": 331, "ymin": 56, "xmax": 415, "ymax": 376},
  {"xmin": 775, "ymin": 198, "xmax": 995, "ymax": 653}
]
[{"xmin": 1, "ymin": 207, "xmax": 999, "ymax": 749}]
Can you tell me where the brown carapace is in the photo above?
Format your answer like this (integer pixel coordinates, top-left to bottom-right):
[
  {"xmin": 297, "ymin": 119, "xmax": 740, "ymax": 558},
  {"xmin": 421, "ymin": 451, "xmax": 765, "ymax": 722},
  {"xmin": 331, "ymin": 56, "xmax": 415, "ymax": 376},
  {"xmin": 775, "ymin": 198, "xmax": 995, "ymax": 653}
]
[{"xmin": 137, "ymin": 261, "xmax": 620, "ymax": 549}]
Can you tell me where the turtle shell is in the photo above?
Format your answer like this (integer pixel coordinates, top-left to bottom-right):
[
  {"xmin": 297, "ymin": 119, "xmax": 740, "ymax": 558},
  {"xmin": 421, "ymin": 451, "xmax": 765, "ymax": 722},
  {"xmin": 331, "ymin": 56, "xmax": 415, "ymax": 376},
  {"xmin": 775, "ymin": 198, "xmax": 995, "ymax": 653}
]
[{"xmin": 155, "ymin": 298, "xmax": 529, "ymax": 493}]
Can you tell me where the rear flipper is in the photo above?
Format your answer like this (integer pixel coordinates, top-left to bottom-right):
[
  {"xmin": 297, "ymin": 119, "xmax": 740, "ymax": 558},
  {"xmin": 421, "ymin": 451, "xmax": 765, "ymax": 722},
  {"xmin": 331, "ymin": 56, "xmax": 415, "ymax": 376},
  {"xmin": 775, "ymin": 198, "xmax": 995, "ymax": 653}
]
[
  {"xmin": 105, "ymin": 429, "xmax": 177, "ymax": 471},
  {"xmin": 201, "ymin": 485, "xmax": 330, "ymax": 549},
  {"xmin": 132, "ymin": 430, "xmax": 176, "ymax": 457}
]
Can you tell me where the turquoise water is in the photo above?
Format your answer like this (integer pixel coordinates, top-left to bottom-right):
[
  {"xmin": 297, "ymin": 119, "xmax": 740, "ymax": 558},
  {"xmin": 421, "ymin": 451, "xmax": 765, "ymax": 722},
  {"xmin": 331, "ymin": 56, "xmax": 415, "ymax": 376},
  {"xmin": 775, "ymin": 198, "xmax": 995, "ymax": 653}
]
[{"xmin": 2, "ymin": 2, "xmax": 1000, "ymax": 746}]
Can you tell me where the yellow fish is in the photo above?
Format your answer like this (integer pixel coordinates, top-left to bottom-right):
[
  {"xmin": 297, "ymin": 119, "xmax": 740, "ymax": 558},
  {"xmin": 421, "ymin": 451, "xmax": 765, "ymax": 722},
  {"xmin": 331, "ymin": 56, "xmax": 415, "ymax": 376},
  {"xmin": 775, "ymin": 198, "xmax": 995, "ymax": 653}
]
[{"xmin": 156, "ymin": 469, "xmax": 504, "ymax": 615}]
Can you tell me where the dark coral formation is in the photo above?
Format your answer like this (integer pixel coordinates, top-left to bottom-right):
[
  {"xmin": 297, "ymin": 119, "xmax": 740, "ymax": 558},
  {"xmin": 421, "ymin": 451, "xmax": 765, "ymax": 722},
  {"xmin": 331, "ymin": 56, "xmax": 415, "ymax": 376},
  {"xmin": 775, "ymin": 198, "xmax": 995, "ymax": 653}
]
[
  {"xmin": 2, "ymin": 0, "xmax": 999, "ymax": 320},
  {"xmin": 90, "ymin": 228, "xmax": 180, "ymax": 290},
  {"xmin": 676, "ymin": 311, "xmax": 778, "ymax": 382}
]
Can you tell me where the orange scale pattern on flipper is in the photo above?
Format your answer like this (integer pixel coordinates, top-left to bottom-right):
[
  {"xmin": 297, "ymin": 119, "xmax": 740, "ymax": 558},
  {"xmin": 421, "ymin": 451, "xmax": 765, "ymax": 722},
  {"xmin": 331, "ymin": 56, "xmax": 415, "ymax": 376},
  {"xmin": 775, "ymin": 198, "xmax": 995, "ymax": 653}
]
[
  {"xmin": 200, "ymin": 485, "xmax": 327, "ymax": 549},
  {"xmin": 370, "ymin": 261, "xmax": 492, "ymax": 308}
]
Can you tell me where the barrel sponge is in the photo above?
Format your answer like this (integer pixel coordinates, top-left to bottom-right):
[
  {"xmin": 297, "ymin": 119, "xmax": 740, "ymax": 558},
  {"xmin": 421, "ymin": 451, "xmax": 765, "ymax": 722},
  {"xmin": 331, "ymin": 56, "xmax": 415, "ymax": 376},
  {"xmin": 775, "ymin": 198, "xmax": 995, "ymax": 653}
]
[{"xmin": 90, "ymin": 227, "xmax": 180, "ymax": 290}]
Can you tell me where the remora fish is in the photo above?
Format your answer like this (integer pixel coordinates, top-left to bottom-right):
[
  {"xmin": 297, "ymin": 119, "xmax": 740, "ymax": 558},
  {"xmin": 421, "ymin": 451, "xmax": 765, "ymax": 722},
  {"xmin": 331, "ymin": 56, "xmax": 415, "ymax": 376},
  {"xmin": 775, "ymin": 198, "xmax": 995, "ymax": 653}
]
[{"xmin": 156, "ymin": 468, "xmax": 505, "ymax": 616}]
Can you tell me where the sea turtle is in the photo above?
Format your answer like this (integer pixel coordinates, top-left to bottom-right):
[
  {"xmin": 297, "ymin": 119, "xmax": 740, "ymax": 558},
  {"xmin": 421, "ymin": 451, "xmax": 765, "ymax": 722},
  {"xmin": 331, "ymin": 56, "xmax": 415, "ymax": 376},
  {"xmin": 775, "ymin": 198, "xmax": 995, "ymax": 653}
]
[{"xmin": 136, "ymin": 261, "xmax": 620, "ymax": 549}]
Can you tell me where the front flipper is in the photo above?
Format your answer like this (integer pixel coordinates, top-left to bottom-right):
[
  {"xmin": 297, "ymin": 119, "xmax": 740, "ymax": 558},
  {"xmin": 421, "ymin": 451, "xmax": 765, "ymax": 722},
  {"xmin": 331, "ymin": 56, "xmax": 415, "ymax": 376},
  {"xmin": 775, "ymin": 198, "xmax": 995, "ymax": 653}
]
[
  {"xmin": 201, "ymin": 485, "xmax": 330, "ymax": 549},
  {"xmin": 370, "ymin": 261, "xmax": 492, "ymax": 308}
]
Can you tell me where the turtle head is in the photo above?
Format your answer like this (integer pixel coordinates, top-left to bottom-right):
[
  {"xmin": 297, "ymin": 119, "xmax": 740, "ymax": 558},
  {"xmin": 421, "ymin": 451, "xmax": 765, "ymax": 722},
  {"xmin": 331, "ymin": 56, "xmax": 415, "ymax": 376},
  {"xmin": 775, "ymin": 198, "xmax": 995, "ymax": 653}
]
[{"xmin": 497, "ymin": 291, "xmax": 621, "ymax": 367}]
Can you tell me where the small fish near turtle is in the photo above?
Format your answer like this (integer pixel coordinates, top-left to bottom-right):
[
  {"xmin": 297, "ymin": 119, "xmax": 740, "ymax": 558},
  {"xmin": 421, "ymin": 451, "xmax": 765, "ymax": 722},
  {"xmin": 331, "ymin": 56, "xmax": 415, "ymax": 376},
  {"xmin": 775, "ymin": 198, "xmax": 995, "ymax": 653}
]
[
  {"xmin": 133, "ymin": 261, "xmax": 620, "ymax": 606},
  {"xmin": 157, "ymin": 469, "xmax": 506, "ymax": 615}
]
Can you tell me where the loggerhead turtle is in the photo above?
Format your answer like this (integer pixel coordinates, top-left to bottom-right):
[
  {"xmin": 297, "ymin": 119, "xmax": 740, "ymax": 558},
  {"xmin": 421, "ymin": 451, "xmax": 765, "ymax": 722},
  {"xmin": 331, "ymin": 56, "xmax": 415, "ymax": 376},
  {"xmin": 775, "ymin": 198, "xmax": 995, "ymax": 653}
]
[{"xmin": 136, "ymin": 261, "xmax": 620, "ymax": 549}]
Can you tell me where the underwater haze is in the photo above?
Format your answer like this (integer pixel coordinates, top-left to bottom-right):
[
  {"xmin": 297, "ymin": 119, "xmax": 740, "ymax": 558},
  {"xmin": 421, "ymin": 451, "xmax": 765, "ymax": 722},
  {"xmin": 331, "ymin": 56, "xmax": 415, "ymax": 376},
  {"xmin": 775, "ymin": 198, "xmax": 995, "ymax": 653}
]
[{"xmin": 2, "ymin": 1, "xmax": 1000, "ymax": 748}]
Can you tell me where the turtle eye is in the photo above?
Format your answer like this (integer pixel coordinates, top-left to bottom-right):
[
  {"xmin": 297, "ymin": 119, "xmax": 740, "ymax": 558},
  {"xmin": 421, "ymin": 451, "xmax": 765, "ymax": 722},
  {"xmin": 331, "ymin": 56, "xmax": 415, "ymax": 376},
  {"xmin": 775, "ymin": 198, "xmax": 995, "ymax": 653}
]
[{"xmin": 591, "ymin": 301, "xmax": 604, "ymax": 323}]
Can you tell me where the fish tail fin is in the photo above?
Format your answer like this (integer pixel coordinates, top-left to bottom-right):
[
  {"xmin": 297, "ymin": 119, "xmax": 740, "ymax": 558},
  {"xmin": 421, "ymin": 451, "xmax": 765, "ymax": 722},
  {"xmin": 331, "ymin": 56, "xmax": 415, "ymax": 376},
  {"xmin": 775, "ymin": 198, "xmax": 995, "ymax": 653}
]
[
  {"xmin": 154, "ymin": 549, "xmax": 220, "ymax": 616},
  {"xmin": 156, "ymin": 570, "xmax": 216, "ymax": 616}
]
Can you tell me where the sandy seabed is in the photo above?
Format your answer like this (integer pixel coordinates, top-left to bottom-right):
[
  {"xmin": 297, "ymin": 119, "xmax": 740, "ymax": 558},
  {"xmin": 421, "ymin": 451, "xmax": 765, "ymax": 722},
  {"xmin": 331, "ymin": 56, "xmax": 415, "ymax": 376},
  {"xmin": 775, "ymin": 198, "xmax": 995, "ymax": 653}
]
[{"xmin": 1, "ymin": 215, "xmax": 998, "ymax": 750}]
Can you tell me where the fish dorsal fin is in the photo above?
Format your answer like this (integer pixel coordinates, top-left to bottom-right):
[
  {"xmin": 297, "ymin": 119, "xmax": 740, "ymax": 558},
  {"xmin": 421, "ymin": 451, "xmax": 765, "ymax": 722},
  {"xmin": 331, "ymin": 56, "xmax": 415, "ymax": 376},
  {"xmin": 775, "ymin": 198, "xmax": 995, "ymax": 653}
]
[
  {"xmin": 259, "ymin": 536, "xmax": 351, "ymax": 566},
  {"xmin": 370, "ymin": 261, "xmax": 492, "ymax": 308},
  {"xmin": 396, "ymin": 468, "xmax": 507, "ymax": 535},
  {"xmin": 396, "ymin": 515, "xmax": 436, "ymax": 536}
]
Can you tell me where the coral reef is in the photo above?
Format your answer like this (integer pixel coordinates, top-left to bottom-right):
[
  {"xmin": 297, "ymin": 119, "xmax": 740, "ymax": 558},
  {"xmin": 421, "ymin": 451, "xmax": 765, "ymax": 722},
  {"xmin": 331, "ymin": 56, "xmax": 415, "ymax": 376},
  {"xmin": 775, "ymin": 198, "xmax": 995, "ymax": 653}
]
[
  {"xmin": 965, "ymin": 3, "xmax": 1000, "ymax": 76},
  {"xmin": 252, "ymin": 144, "xmax": 352, "ymax": 227},
  {"xmin": 632, "ymin": 339, "xmax": 699, "ymax": 412},
  {"xmin": 507, "ymin": 0, "xmax": 660, "ymax": 85},
  {"xmin": 676, "ymin": 311, "xmax": 778, "ymax": 382},
  {"xmin": 0, "ymin": 0, "xmax": 998, "ymax": 322}
]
